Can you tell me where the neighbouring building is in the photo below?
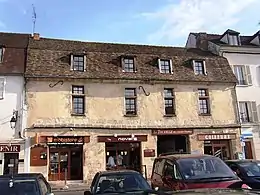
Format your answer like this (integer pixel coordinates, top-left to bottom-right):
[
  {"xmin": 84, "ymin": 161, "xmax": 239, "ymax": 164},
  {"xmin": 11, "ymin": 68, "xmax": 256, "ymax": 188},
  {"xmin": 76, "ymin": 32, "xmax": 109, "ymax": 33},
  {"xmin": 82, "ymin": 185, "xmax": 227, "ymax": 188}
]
[
  {"xmin": 186, "ymin": 29, "xmax": 260, "ymax": 159},
  {"xmin": 25, "ymin": 33, "xmax": 241, "ymax": 184},
  {"xmin": 0, "ymin": 32, "xmax": 30, "ymax": 175}
]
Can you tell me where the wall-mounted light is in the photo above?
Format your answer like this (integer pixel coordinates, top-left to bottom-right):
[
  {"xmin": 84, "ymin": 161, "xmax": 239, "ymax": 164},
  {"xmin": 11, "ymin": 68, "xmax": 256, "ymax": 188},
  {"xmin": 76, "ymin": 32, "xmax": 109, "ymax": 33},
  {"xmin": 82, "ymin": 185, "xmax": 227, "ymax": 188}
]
[{"xmin": 10, "ymin": 110, "xmax": 18, "ymax": 129}]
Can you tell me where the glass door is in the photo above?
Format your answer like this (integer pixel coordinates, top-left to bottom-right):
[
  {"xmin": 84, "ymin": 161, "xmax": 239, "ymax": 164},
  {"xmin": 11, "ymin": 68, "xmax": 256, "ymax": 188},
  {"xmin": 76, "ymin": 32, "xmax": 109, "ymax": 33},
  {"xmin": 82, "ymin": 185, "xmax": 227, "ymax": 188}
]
[{"xmin": 49, "ymin": 150, "xmax": 69, "ymax": 181}]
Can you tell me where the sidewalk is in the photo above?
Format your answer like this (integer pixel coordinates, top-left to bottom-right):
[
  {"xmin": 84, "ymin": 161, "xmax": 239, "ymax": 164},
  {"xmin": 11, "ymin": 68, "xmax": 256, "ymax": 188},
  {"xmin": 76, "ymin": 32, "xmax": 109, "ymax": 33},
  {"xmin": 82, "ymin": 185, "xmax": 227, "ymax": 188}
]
[{"xmin": 50, "ymin": 182, "xmax": 89, "ymax": 192}]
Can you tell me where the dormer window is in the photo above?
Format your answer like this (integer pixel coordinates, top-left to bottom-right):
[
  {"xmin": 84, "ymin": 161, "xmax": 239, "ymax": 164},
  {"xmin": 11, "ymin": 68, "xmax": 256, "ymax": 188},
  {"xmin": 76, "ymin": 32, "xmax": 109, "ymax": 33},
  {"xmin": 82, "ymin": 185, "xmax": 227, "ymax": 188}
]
[
  {"xmin": 228, "ymin": 34, "xmax": 239, "ymax": 46},
  {"xmin": 0, "ymin": 47, "xmax": 3, "ymax": 63},
  {"xmin": 193, "ymin": 60, "xmax": 207, "ymax": 75},
  {"xmin": 158, "ymin": 59, "xmax": 173, "ymax": 74},
  {"xmin": 122, "ymin": 57, "xmax": 136, "ymax": 72},
  {"xmin": 71, "ymin": 54, "xmax": 86, "ymax": 72}
]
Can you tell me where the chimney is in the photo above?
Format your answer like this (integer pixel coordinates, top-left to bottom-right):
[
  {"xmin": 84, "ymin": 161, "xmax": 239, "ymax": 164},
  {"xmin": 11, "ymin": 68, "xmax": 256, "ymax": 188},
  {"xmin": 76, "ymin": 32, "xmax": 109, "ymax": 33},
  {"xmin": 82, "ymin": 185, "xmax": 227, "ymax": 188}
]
[
  {"xmin": 33, "ymin": 33, "xmax": 40, "ymax": 40},
  {"xmin": 196, "ymin": 32, "xmax": 208, "ymax": 50}
]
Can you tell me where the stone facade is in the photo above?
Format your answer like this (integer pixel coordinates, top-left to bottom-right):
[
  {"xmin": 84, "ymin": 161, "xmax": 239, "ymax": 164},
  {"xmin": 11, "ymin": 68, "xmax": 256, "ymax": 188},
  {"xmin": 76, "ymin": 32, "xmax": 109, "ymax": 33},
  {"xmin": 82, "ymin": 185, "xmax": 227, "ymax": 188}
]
[{"xmin": 26, "ymin": 79, "xmax": 242, "ymax": 185}]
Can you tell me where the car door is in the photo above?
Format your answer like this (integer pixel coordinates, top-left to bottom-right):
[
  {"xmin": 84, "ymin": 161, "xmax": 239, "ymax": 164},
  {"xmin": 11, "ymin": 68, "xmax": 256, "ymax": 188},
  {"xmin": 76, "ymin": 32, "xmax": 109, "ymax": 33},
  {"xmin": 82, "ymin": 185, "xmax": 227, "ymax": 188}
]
[
  {"xmin": 162, "ymin": 160, "xmax": 176, "ymax": 191},
  {"xmin": 151, "ymin": 158, "xmax": 165, "ymax": 190},
  {"xmin": 38, "ymin": 176, "xmax": 52, "ymax": 195}
]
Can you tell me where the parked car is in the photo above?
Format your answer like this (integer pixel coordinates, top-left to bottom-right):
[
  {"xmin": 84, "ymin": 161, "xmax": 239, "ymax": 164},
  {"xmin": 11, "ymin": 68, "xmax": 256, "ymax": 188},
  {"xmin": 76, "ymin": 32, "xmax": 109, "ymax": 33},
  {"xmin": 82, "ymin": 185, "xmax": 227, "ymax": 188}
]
[
  {"xmin": 84, "ymin": 170, "xmax": 152, "ymax": 195},
  {"xmin": 225, "ymin": 159, "xmax": 260, "ymax": 189},
  {"xmin": 151, "ymin": 153, "xmax": 251, "ymax": 191},
  {"xmin": 0, "ymin": 173, "xmax": 54, "ymax": 195}
]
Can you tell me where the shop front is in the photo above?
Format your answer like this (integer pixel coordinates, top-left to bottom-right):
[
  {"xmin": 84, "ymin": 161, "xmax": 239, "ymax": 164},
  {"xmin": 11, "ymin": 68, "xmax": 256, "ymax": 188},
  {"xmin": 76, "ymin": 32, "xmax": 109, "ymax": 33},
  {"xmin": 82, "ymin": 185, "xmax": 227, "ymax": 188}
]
[
  {"xmin": 197, "ymin": 133, "xmax": 237, "ymax": 160},
  {"xmin": 30, "ymin": 135, "xmax": 90, "ymax": 181},
  {"xmin": 152, "ymin": 129, "xmax": 193, "ymax": 155},
  {"xmin": 97, "ymin": 135, "xmax": 147, "ymax": 174}
]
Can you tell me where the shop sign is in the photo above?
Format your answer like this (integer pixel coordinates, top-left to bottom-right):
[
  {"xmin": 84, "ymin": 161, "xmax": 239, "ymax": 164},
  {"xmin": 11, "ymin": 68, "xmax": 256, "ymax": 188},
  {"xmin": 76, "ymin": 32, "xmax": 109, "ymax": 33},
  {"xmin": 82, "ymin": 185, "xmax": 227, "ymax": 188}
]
[
  {"xmin": 197, "ymin": 134, "xmax": 236, "ymax": 141},
  {"xmin": 97, "ymin": 135, "xmax": 147, "ymax": 142},
  {"xmin": 0, "ymin": 145, "xmax": 20, "ymax": 152},
  {"xmin": 144, "ymin": 149, "xmax": 155, "ymax": 157},
  {"xmin": 46, "ymin": 136, "xmax": 84, "ymax": 144},
  {"xmin": 152, "ymin": 129, "xmax": 193, "ymax": 135}
]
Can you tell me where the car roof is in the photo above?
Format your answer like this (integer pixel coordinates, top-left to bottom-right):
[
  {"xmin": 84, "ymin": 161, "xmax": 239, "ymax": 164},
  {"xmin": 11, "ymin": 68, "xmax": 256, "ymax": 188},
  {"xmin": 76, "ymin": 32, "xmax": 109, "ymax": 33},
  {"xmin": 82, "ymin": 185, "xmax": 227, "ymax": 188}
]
[
  {"xmin": 225, "ymin": 159, "xmax": 260, "ymax": 163},
  {"xmin": 156, "ymin": 153, "xmax": 214, "ymax": 160},
  {"xmin": 98, "ymin": 170, "xmax": 141, "ymax": 176},
  {"xmin": 0, "ymin": 173, "xmax": 44, "ymax": 179}
]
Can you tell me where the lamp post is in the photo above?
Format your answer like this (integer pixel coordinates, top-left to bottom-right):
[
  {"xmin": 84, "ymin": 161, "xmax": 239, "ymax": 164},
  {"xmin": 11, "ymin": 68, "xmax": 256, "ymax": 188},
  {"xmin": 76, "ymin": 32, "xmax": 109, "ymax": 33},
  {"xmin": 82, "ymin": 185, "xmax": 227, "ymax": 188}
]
[{"xmin": 10, "ymin": 111, "xmax": 18, "ymax": 129}]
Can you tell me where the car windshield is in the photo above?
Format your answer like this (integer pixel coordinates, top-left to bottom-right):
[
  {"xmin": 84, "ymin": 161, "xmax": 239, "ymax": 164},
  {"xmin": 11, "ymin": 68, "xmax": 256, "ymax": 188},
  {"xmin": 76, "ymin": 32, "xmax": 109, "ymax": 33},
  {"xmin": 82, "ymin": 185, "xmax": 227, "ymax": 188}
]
[
  {"xmin": 95, "ymin": 173, "xmax": 150, "ymax": 194},
  {"xmin": 239, "ymin": 161, "xmax": 260, "ymax": 177},
  {"xmin": 0, "ymin": 179, "xmax": 38, "ymax": 195},
  {"xmin": 177, "ymin": 157, "xmax": 237, "ymax": 180}
]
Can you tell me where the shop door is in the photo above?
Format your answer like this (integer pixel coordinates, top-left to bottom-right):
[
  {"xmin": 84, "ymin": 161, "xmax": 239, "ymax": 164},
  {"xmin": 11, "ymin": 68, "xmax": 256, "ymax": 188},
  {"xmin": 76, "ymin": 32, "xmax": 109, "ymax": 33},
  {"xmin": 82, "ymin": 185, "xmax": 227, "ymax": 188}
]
[
  {"xmin": 3, "ymin": 153, "xmax": 19, "ymax": 175},
  {"xmin": 212, "ymin": 144, "xmax": 230, "ymax": 160},
  {"xmin": 244, "ymin": 141, "xmax": 253, "ymax": 159},
  {"xmin": 49, "ymin": 150, "xmax": 69, "ymax": 181}
]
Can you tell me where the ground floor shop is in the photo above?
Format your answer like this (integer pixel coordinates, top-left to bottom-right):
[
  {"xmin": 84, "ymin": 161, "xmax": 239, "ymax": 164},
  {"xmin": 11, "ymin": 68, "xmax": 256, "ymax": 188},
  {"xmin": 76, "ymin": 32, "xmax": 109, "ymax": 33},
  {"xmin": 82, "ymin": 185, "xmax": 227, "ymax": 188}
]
[
  {"xmin": 0, "ymin": 140, "xmax": 27, "ymax": 175},
  {"xmin": 28, "ymin": 127, "xmax": 242, "ymax": 185}
]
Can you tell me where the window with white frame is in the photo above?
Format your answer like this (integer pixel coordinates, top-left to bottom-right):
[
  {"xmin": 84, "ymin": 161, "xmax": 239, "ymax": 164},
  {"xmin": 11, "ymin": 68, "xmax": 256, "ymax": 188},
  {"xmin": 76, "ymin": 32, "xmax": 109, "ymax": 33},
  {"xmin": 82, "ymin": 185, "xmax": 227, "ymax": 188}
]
[
  {"xmin": 0, "ymin": 78, "xmax": 5, "ymax": 99},
  {"xmin": 158, "ymin": 59, "xmax": 172, "ymax": 74},
  {"xmin": 122, "ymin": 57, "xmax": 136, "ymax": 72},
  {"xmin": 71, "ymin": 55, "xmax": 85, "ymax": 72},
  {"xmin": 228, "ymin": 34, "xmax": 239, "ymax": 46},
  {"xmin": 239, "ymin": 101, "xmax": 258, "ymax": 123},
  {"xmin": 198, "ymin": 89, "xmax": 210, "ymax": 115},
  {"xmin": 124, "ymin": 88, "xmax": 137, "ymax": 115},
  {"xmin": 164, "ymin": 88, "xmax": 175, "ymax": 115},
  {"xmin": 193, "ymin": 60, "xmax": 207, "ymax": 75},
  {"xmin": 71, "ymin": 85, "xmax": 85, "ymax": 115},
  {"xmin": 0, "ymin": 48, "xmax": 3, "ymax": 63},
  {"xmin": 233, "ymin": 65, "xmax": 252, "ymax": 85}
]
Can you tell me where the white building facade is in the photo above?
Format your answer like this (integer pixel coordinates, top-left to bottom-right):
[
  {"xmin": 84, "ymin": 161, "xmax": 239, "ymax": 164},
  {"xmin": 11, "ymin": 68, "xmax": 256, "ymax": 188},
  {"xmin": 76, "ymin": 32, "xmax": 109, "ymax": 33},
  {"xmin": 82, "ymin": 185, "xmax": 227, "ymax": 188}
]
[
  {"xmin": 0, "ymin": 33, "xmax": 30, "ymax": 174},
  {"xmin": 186, "ymin": 29, "xmax": 260, "ymax": 159}
]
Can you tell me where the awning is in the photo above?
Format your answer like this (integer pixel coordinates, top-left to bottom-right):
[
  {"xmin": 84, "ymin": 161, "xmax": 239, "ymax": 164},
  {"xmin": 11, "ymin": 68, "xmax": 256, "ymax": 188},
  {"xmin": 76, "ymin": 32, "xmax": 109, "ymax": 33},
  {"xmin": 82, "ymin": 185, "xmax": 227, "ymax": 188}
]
[{"xmin": 241, "ymin": 132, "xmax": 253, "ymax": 138}]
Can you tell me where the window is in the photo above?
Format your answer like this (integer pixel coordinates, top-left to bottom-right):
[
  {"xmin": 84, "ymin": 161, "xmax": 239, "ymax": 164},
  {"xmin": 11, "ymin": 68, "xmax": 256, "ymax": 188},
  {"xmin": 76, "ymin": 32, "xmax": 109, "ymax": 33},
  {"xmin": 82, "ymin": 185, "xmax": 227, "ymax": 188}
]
[
  {"xmin": 153, "ymin": 159, "xmax": 165, "ymax": 176},
  {"xmin": 72, "ymin": 86, "xmax": 85, "ymax": 115},
  {"xmin": 38, "ymin": 179, "xmax": 48, "ymax": 195},
  {"xmin": 233, "ymin": 65, "xmax": 252, "ymax": 86},
  {"xmin": 239, "ymin": 101, "xmax": 258, "ymax": 123},
  {"xmin": 193, "ymin": 60, "xmax": 206, "ymax": 75},
  {"xmin": 159, "ymin": 59, "xmax": 172, "ymax": 74},
  {"xmin": 0, "ymin": 48, "xmax": 3, "ymax": 63},
  {"xmin": 164, "ymin": 88, "xmax": 175, "ymax": 115},
  {"xmin": 0, "ymin": 78, "xmax": 5, "ymax": 100},
  {"xmin": 198, "ymin": 89, "xmax": 210, "ymax": 115},
  {"xmin": 71, "ymin": 55, "xmax": 85, "ymax": 72},
  {"xmin": 228, "ymin": 34, "xmax": 239, "ymax": 46},
  {"xmin": 122, "ymin": 57, "xmax": 136, "ymax": 72},
  {"xmin": 124, "ymin": 88, "xmax": 137, "ymax": 115}
]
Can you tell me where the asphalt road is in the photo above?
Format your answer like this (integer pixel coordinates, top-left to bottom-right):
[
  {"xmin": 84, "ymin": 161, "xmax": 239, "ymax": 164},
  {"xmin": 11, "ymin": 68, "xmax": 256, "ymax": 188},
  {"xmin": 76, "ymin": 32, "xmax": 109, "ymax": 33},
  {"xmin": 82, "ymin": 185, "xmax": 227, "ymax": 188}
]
[{"xmin": 54, "ymin": 190, "xmax": 84, "ymax": 195}]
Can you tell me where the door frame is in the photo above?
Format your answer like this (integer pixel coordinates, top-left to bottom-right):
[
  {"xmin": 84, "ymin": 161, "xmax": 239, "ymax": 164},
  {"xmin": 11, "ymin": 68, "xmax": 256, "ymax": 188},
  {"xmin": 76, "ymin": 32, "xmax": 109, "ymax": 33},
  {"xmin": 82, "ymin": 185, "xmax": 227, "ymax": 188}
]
[{"xmin": 48, "ymin": 146, "xmax": 83, "ymax": 181}]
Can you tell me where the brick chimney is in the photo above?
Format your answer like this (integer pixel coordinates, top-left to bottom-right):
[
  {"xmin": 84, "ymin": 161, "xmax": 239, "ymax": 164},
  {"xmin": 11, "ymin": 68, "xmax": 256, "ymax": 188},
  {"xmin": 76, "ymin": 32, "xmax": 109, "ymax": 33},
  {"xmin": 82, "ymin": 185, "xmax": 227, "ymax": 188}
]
[
  {"xmin": 33, "ymin": 33, "xmax": 40, "ymax": 40},
  {"xmin": 196, "ymin": 32, "xmax": 208, "ymax": 50}
]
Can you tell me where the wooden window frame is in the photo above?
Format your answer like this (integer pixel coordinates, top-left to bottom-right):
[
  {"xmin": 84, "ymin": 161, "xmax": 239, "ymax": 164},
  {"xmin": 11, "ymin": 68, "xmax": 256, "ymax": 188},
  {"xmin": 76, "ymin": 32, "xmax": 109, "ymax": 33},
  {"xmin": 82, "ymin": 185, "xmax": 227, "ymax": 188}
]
[
  {"xmin": 0, "ymin": 47, "xmax": 3, "ymax": 63},
  {"xmin": 158, "ymin": 59, "xmax": 173, "ymax": 74},
  {"xmin": 70, "ymin": 55, "xmax": 86, "ymax": 72},
  {"xmin": 0, "ymin": 77, "xmax": 5, "ymax": 100},
  {"xmin": 232, "ymin": 65, "xmax": 252, "ymax": 86},
  {"xmin": 228, "ymin": 34, "xmax": 240, "ymax": 46},
  {"xmin": 198, "ymin": 88, "xmax": 210, "ymax": 115},
  {"xmin": 164, "ymin": 88, "xmax": 175, "ymax": 116},
  {"xmin": 71, "ymin": 85, "xmax": 85, "ymax": 116},
  {"xmin": 122, "ymin": 57, "xmax": 136, "ymax": 73},
  {"xmin": 239, "ymin": 101, "xmax": 258, "ymax": 123},
  {"xmin": 124, "ymin": 88, "xmax": 137, "ymax": 116},
  {"xmin": 193, "ymin": 60, "xmax": 207, "ymax": 75}
]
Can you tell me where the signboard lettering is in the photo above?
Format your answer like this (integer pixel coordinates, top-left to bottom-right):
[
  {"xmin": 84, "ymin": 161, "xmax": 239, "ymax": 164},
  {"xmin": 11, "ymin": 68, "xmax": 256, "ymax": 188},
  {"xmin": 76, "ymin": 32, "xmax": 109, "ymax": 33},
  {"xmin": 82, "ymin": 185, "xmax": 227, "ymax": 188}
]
[
  {"xmin": 152, "ymin": 130, "xmax": 193, "ymax": 135},
  {"xmin": 47, "ymin": 136, "xmax": 84, "ymax": 144},
  {"xmin": 0, "ymin": 145, "xmax": 20, "ymax": 152},
  {"xmin": 97, "ymin": 135, "xmax": 147, "ymax": 142},
  {"xmin": 197, "ymin": 134, "xmax": 236, "ymax": 141}
]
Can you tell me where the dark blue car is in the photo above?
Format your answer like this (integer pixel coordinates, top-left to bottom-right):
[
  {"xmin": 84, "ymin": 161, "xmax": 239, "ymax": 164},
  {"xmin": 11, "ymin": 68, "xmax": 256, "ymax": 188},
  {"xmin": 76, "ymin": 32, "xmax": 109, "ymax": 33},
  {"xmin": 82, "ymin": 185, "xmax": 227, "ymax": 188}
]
[{"xmin": 225, "ymin": 160, "xmax": 260, "ymax": 189}]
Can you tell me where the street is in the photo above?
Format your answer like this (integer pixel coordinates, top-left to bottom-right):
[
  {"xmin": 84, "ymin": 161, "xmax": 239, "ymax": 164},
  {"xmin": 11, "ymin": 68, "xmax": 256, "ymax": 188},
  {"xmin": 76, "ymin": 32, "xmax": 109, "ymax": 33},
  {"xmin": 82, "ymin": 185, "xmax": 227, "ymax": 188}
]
[{"xmin": 55, "ymin": 190, "xmax": 84, "ymax": 195}]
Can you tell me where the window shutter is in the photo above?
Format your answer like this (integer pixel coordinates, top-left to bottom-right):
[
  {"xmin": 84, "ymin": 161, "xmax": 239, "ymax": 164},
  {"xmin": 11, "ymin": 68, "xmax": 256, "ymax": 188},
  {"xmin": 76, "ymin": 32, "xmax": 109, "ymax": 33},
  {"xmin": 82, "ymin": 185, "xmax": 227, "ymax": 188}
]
[
  {"xmin": 158, "ymin": 58, "xmax": 161, "ymax": 73},
  {"xmin": 245, "ymin": 65, "xmax": 252, "ymax": 85},
  {"xmin": 134, "ymin": 57, "xmax": 137, "ymax": 72},
  {"xmin": 0, "ymin": 78, "xmax": 5, "ymax": 99},
  {"xmin": 121, "ymin": 57, "xmax": 125, "ymax": 72},
  {"xmin": 70, "ymin": 54, "xmax": 74, "ymax": 70},
  {"xmin": 0, "ymin": 48, "xmax": 3, "ymax": 63},
  {"xmin": 250, "ymin": 101, "xmax": 258, "ymax": 122},
  {"xmin": 83, "ymin": 55, "xmax": 87, "ymax": 71},
  {"xmin": 203, "ymin": 60, "xmax": 207, "ymax": 75},
  {"xmin": 169, "ymin": 59, "xmax": 173, "ymax": 74}
]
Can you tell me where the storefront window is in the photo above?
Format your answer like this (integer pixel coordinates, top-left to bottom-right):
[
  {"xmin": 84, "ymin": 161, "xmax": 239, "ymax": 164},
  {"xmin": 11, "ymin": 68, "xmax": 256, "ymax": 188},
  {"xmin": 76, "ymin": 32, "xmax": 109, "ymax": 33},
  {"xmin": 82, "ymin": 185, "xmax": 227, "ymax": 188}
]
[{"xmin": 203, "ymin": 140, "xmax": 231, "ymax": 160}]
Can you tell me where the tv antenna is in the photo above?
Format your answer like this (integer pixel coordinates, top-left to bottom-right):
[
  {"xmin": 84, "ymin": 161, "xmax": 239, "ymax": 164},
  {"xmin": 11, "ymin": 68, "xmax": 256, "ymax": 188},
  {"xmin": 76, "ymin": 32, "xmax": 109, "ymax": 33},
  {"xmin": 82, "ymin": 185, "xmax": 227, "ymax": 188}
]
[{"xmin": 32, "ymin": 4, "xmax": 37, "ymax": 34}]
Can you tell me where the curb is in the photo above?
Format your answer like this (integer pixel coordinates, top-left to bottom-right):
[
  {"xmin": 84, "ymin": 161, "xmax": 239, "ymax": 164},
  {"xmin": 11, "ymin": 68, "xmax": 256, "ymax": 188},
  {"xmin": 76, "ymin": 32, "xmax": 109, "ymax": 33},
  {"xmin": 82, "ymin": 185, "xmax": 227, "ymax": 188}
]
[{"xmin": 52, "ymin": 187, "xmax": 89, "ymax": 192}]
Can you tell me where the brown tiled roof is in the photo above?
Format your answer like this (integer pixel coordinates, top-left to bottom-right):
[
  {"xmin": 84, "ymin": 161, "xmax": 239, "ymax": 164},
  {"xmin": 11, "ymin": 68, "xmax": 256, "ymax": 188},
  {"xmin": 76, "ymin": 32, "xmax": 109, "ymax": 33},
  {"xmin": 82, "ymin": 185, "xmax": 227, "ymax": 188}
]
[
  {"xmin": 0, "ymin": 32, "xmax": 30, "ymax": 74},
  {"xmin": 25, "ymin": 37, "xmax": 237, "ymax": 83}
]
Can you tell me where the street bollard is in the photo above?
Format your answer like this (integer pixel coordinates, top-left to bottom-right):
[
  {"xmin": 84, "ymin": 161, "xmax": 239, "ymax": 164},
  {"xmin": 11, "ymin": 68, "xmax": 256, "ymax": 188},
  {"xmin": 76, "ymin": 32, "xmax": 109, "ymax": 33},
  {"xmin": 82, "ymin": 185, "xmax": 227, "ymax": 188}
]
[{"xmin": 63, "ymin": 168, "xmax": 69, "ymax": 189}]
